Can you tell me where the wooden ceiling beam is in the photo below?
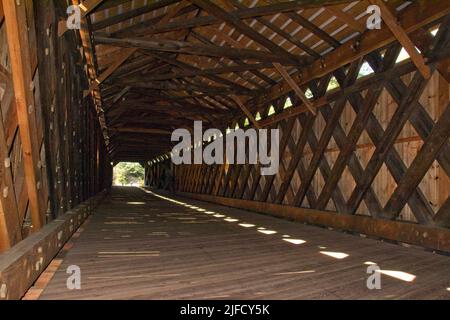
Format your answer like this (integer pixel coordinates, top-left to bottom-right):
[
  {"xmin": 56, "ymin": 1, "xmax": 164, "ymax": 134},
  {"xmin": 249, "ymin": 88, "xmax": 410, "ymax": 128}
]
[
  {"xmin": 230, "ymin": 96, "xmax": 261, "ymax": 129},
  {"xmin": 94, "ymin": 36, "xmax": 300, "ymax": 65},
  {"xmin": 92, "ymin": 0, "xmax": 180, "ymax": 30},
  {"xmin": 87, "ymin": 48, "xmax": 136, "ymax": 95},
  {"xmin": 273, "ymin": 63, "xmax": 316, "ymax": 115},
  {"xmin": 284, "ymin": 11, "xmax": 341, "ymax": 48},
  {"xmin": 107, "ymin": 0, "xmax": 353, "ymax": 35},
  {"xmin": 325, "ymin": 6, "xmax": 366, "ymax": 34},
  {"xmin": 113, "ymin": 79, "xmax": 252, "ymax": 96},
  {"xmin": 139, "ymin": 62, "xmax": 273, "ymax": 81},
  {"xmin": 109, "ymin": 127, "xmax": 172, "ymax": 135},
  {"xmin": 191, "ymin": 0, "xmax": 301, "ymax": 66},
  {"xmin": 227, "ymin": 0, "xmax": 320, "ymax": 58},
  {"xmin": 369, "ymin": 0, "xmax": 431, "ymax": 79}
]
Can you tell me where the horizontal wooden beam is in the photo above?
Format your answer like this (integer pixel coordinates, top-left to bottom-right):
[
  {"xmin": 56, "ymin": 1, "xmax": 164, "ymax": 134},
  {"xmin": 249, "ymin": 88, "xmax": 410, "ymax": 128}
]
[
  {"xmin": 95, "ymin": 36, "xmax": 300, "ymax": 65},
  {"xmin": 109, "ymin": 127, "xmax": 173, "ymax": 135},
  {"xmin": 133, "ymin": 63, "xmax": 273, "ymax": 81},
  {"xmin": 177, "ymin": 192, "xmax": 450, "ymax": 253}
]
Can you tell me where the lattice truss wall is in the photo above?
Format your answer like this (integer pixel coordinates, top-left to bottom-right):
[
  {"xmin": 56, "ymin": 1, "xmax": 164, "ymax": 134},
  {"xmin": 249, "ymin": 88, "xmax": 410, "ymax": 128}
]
[
  {"xmin": 0, "ymin": 0, "xmax": 112, "ymax": 252},
  {"xmin": 148, "ymin": 20, "xmax": 450, "ymax": 230}
]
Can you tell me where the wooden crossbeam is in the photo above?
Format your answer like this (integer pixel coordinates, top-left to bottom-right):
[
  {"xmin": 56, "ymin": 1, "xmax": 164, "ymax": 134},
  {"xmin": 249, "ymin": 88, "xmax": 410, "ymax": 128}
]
[
  {"xmin": 79, "ymin": 0, "xmax": 106, "ymax": 18},
  {"xmin": 95, "ymin": 36, "xmax": 298, "ymax": 65},
  {"xmin": 72, "ymin": 0, "xmax": 110, "ymax": 146},
  {"xmin": 223, "ymin": 0, "xmax": 319, "ymax": 59},
  {"xmin": 109, "ymin": 128, "xmax": 172, "ymax": 135},
  {"xmin": 273, "ymin": 63, "xmax": 316, "ymax": 115},
  {"xmin": 230, "ymin": 96, "xmax": 261, "ymax": 129},
  {"xmin": 107, "ymin": 0, "xmax": 353, "ymax": 35},
  {"xmin": 3, "ymin": 0, "xmax": 44, "ymax": 230},
  {"xmin": 86, "ymin": 48, "xmax": 136, "ymax": 96},
  {"xmin": 191, "ymin": 0, "xmax": 300, "ymax": 65},
  {"xmin": 285, "ymin": 11, "xmax": 341, "ymax": 48},
  {"xmin": 369, "ymin": 0, "xmax": 431, "ymax": 79},
  {"xmin": 325, "ymin": 6, "xmax": 366, "ymax": 33},
  {"xmin": 131, "ymin": 63, "xmax": 273, "ymax": 81},
  {"xmin": 92, "ymin": 0, "xmax": 180, "ymax": 30}
]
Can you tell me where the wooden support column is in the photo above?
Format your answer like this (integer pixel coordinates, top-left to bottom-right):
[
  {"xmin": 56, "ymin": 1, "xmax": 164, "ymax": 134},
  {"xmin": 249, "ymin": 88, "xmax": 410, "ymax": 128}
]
[
  {"xmin": 0, "ymin": 70, "xmax": 21, "ymax": 251},
  {"xmin": 3, "ymin": 0, "xmax": 44, "ymax": 230}
]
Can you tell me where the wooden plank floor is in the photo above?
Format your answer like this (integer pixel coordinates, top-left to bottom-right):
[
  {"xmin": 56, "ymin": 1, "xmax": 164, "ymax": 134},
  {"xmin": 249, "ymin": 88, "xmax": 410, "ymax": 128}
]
[{"xmin": 39, "ymin": 187, "xmax": 450, "ymax": 300}]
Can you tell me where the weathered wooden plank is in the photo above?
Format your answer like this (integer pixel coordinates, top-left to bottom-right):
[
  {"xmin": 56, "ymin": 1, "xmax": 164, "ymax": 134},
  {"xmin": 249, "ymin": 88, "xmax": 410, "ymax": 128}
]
[{"xmin": 0, "ymin": 191, "xmax": 107, "ymax": 300}]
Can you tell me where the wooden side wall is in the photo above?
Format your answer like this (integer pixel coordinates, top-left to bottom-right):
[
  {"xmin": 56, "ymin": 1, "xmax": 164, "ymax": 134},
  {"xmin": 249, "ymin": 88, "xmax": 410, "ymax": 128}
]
[
  {"xmin": 147, "ymin": 21, "xmax": 450, "ymax": 250},
  {"xmin": 0, "ymin": 0, "xmax": 112, "ymax": 253}
]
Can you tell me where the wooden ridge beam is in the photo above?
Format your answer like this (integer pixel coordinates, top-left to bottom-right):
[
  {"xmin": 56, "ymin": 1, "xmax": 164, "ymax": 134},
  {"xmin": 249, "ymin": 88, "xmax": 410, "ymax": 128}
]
[
  {"xmin": 131, "ymin": 62, "xmax": 273, "ymax": 81},
  {"xmin": 109, "ymin": 127, "xmax": 172, "ymax": 135},
  {"xmin": 94, "ymin": 36, "xmax": 300, "ymax": 66}
]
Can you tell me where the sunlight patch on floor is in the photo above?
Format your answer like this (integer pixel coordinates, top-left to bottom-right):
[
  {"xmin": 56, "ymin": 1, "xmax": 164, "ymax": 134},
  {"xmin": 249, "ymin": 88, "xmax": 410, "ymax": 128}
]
[
  {"xmin": 274, "ymin": 270, "xmax": 315, "ymax": 276},
  {"xmin": 283, "ymin": 239, "xmax": 306, "ymax": 245},
  {"xmin": 320, "ymin": 251, "xmax": 349, "ymax": 259},
  {"xmin": 377, "ymin": 270, "xmax": 416, "ymax": 282},
  {"xmin": 258, "ymin": 230, "xmax": 277, "ymax": 235}
]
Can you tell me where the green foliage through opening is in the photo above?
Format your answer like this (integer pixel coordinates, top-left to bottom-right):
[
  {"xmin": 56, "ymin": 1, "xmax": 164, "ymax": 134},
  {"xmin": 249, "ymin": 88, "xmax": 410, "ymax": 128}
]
[{"xmin": 113, "ymin": 162, "xmax": 145, "ymax": 186}]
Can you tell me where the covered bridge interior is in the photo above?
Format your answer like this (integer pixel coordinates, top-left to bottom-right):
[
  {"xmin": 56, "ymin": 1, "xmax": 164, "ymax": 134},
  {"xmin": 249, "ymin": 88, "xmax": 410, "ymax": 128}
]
[{"xmin": 0, "ymin": 0, "xmax": 449, "ymax": 300}]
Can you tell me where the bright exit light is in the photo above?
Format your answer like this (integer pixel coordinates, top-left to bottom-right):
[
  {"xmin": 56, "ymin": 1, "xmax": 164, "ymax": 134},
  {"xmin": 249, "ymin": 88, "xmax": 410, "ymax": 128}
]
[
  {"xmin": 283, "ymin": 239, "xmax": 306, "ymax": 245},
  {"xmin": 320, "ymin": 251, "xmax": 349, "ymax": 259},
  {"xmin": 378, "ymin": 270, "xmax": 416, "ymax": 282}
]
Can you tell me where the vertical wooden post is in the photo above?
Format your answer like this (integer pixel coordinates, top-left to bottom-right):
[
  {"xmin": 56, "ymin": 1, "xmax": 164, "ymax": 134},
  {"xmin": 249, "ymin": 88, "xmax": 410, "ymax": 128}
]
[{"xmin": 3, "ymin": 0, "xmax": 44, "ymax": 230}]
